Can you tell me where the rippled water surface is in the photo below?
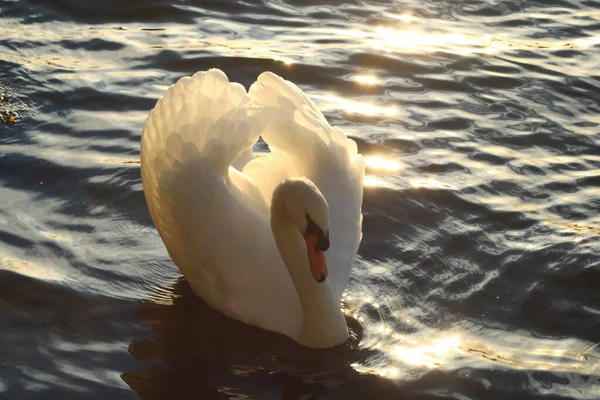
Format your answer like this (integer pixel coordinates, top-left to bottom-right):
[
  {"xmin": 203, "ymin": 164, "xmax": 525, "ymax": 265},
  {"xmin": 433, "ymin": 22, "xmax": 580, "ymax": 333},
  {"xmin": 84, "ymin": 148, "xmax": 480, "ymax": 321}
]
[{"xmin": 1, "ymin": 0, "xmax": 600, "ymax": 398}]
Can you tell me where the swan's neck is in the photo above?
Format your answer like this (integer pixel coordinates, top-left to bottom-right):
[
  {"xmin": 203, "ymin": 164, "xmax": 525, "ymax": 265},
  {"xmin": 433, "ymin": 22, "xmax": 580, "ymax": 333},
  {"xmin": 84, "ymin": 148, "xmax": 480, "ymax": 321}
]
[{"xmin": 271, "ymin": 189, "xmax": 348, "ymax": 349}]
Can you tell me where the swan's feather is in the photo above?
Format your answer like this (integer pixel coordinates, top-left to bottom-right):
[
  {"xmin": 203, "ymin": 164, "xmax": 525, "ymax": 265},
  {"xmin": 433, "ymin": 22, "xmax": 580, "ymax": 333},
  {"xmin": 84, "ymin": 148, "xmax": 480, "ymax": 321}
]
[
  {"xmin": 141, "ymin": 69, "xmax": 363, "ymax": 338},
  {"xmin": 141, "ymin": 69, "xmax": 302, "ymax": 337}
]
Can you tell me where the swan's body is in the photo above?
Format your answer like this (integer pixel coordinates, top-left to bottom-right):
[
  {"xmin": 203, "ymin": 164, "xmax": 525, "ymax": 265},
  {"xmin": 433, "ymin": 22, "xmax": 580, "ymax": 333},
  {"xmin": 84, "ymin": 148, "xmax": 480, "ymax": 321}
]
[{"xmin": 141, "ymin": 69, "xmax": 364, "ymax": 348}]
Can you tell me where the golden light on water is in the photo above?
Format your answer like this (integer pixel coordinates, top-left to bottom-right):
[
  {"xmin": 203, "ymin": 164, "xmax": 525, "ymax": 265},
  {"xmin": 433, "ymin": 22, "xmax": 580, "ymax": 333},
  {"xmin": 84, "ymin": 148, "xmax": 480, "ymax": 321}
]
[
  {"xmin": 319, "ymin": 95, "xmax": 397, "ymax": 116},
  {"xmin": 393, "ymin": 13, "xmax": 414, "ymax": 23},
  {"xmin": 346, "ymin": 23, "xmax": 600, "ymax": 58},
  {"xmin": 347, "ymin": 277, "xmax": 600, "ymax": 384},
  {"xmin": 352, "ymin": 75, "xmax": 379, "ymax": 85},
  {"xmin": 362, "ymin": 157, "xmax": 401, "ymax": 188},
  {"xmin": 1, "ymin": 257, "xmax": 63, "ymax": 281},
  {"xmin": 374, "ymin": 28, "xmax": 473, "ymax": 53},
  {"xmin": 352, "ymin": 333, "xmax": 464, "ymax": 377},
  {"xmin": 364, "ymin": 156, "xmax": 402, "ymax": 171},
  {"xmin": 363, "ymin": 176, "xmax": 388, "ymax": 188},
  {"xmin": 272, "ymin": 55, "xmax": 294, "ymax": 65},
  {"xmin": 348, "ymin": 26, "xmax": 480, "ymax": 54},
  {"xmin": 393, "ymin": 336, "xmax": 462, "ymax": 367},
  {"xmin": 350, "ymin": 314, "xmax": 600, "ymax": 383},
  {"xmin": 410, "ymin": 178, "xmax": 454, "ymax": 190}
]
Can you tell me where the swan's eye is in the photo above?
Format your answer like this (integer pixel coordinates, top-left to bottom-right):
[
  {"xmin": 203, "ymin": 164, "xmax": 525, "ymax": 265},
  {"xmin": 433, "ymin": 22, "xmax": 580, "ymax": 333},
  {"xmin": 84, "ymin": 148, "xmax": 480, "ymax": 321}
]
[
  {"xmin": 305, "ymin": 214, "xmax": 330, "ymax": 252},
  {"xmin": 318, "ymin": 230, "xmax": 330, "ymax": 252},
  {"xmin": 305, "ymin": 214, "xmax": 330, "ymax": 283}
]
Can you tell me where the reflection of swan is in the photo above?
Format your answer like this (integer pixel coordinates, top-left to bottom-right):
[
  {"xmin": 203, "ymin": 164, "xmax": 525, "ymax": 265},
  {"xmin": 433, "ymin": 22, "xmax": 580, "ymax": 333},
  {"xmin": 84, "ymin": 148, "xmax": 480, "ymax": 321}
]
[
  {"xmin": 122, "ymin": 279, "xmax": 388, "ymax": 400},
  {"xmin": 140, "ymin": 69, "xmax": 364, "ymax": 348}
]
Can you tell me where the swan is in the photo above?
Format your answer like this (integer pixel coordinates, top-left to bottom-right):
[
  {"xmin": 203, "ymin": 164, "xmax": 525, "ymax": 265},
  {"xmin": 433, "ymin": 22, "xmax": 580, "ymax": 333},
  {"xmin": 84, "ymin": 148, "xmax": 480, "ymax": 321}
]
[{"xmin": 140, "ymin": 69, "xmax": 364, "ymax": 348}]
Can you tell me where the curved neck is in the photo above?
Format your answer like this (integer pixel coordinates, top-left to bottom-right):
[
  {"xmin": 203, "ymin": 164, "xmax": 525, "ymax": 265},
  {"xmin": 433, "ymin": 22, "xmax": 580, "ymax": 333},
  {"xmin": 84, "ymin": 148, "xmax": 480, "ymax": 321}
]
[{"xmin": 270, "ymin": 182, "xmax": 348, "ymax": 348}]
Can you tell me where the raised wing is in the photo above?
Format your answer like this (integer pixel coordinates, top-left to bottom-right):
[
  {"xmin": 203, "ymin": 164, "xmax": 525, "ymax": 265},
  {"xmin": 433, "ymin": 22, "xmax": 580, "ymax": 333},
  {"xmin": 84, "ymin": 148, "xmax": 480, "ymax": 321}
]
[
  {"xmin": 140, "ymin": 69, "xmax": 301, "ymax": 336},
  {"xmin": 247, "ymin": 72, "xmax": 364, "ymax": 302}
]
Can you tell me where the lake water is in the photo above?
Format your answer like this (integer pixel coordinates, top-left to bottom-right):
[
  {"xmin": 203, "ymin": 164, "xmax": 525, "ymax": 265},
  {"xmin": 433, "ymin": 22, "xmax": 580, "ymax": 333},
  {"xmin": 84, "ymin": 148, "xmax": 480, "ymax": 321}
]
[{"xmin": 1, "ymin": 0, "xmax": 600, "ymax": 399}]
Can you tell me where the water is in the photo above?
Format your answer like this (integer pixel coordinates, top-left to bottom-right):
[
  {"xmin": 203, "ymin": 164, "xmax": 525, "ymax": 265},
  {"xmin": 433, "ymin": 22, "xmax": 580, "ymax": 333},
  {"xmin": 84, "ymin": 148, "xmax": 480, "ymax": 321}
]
[{"xmin": 1, "ymin": 0, "xmax": 599, "ymax": 398}]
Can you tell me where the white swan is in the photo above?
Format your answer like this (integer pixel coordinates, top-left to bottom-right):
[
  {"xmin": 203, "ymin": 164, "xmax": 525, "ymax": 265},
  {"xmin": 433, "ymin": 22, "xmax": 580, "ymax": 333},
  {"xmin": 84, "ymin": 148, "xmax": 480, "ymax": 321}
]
[{"xmin": 140, "ymin": 69, "xmax": 364, "ymax": 348}]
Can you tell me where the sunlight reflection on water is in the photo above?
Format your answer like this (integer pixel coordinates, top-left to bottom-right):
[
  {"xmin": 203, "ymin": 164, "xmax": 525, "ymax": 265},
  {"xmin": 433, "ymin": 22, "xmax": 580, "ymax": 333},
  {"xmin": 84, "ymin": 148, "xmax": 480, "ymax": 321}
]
[
  {"xmin": 352, "ymin": 75, "xmax": 379, "ymax": 85},
  {"xmin": 364, "ymin": 156, "xmax": 402, "ymax": 172},
  {"xmin": 354, "ymin": 319, "xmax": 600, "ymax": 386},
  {"xmin": 318, "ymin": 95, "xmax": 397, "ymax": 117},
  {"xmin": 2, "ymin": 1, "xmax": 600, "ymax": 398},
  {"xmin": 391, "ymin": 336, "xmax": 462, "ymax": 368},
  {"xmin": 0, "ymin": 258, "xmax": 64, "ymax": 281},
  {"xmin": 347, "ymin": 20, "xmax": 600, "ymax": 59}
]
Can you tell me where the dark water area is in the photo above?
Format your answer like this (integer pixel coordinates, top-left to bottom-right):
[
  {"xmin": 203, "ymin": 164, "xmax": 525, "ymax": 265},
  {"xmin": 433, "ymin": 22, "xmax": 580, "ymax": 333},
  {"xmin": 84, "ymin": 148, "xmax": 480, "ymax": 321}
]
[{"xmin": 1, "ymin": 0, "xmax": 600, "ymax": 398}]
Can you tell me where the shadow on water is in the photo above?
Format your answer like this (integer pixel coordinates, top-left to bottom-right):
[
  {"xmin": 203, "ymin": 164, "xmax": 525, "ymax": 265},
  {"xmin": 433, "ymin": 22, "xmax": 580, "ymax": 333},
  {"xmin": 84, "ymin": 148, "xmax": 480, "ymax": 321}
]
[{"xmin": 122, "ymin": 277, "xmax": 440, "ymax": 400}]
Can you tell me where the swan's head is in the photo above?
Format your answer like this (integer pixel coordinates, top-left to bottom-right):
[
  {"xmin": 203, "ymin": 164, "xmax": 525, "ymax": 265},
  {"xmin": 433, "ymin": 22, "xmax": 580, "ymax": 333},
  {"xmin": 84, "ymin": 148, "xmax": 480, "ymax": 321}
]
[{"xmin": 274, "ymin": 178, "xmax": 330, "ymax": 283}]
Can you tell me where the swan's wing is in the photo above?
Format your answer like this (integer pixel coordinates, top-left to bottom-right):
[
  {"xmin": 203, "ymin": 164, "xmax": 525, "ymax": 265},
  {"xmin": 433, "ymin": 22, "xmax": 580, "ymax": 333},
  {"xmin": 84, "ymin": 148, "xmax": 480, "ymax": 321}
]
[
  {"xmin": 141, "ymin": 69, "xmax": 301, "ymax": 336},
  {"xmin": 248, "ymin": 72, "xmax": 364, "ymax": 302}
]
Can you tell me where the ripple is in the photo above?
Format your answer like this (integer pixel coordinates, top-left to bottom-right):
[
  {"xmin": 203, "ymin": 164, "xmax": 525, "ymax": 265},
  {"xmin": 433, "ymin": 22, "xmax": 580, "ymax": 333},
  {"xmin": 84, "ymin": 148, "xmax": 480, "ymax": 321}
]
[{"xmin": 1, "ymin": 0, "xmax": 600, "ymax": 398}]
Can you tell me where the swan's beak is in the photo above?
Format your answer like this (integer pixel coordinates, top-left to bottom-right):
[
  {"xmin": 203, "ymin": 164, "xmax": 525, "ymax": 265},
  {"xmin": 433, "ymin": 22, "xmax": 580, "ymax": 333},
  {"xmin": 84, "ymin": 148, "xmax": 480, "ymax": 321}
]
[{"xmin": 305, "ymin": 234, "xmax": 328, "ymax": 283}]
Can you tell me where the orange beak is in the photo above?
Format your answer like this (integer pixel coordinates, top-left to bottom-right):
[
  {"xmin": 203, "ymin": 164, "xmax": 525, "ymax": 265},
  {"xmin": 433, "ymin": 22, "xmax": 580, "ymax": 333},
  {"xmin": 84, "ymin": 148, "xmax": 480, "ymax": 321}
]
[{"xmin": 305, "ymin": 234, "xmax": 328, "ymax": 283}]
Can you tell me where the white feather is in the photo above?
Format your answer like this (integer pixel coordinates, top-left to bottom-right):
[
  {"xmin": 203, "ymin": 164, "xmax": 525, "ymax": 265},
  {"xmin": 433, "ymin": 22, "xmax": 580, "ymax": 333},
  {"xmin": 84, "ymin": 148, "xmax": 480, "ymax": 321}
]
[{"xmin": 141, "ymin": 69, "xmax": 363, "ymax": 341}]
